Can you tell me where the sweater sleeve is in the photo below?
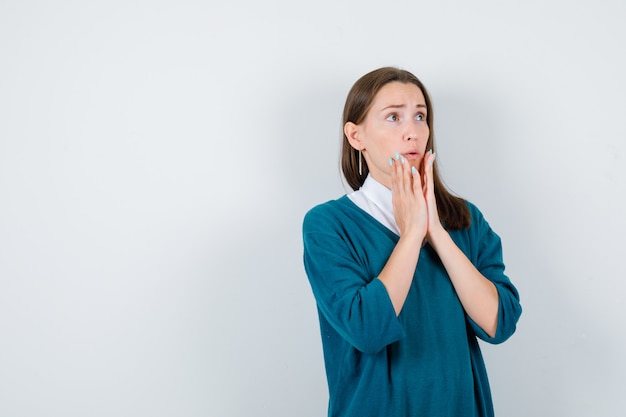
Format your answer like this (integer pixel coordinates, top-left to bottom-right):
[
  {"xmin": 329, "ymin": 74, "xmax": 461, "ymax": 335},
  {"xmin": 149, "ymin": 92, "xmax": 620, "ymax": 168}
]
[
  {"xmin": 465, "ymin": 204, "xmax": 522, "ymax": 344},
  {"xmin": 302, "ymin": 207, "xmax": 405, "ymax": 354}
]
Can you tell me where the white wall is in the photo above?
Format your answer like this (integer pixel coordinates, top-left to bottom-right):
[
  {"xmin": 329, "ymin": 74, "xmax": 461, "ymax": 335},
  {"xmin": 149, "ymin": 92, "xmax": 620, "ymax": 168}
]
[{"xmin": 1, "ymin": 1, "xmax": 625, "ymax": 416}]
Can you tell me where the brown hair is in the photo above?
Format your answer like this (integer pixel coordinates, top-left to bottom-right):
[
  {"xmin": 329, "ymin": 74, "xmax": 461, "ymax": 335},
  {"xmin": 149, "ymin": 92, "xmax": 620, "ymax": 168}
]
[{"xmin": 340, "ymin": 67, "xmax": 470, "ymax": 230}]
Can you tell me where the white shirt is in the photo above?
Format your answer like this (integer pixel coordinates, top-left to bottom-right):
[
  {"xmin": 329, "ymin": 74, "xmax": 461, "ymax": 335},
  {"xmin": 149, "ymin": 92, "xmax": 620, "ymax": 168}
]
[{"xmin": 348, "ymin": 175, "xmax": 400, "ymax": 236}]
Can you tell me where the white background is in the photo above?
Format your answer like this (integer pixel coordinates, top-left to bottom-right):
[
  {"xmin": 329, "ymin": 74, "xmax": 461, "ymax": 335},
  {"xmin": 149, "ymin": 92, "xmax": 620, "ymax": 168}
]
[{"xmin": 1, "ymin": 1, "xmax": 625, "ymax": 416}]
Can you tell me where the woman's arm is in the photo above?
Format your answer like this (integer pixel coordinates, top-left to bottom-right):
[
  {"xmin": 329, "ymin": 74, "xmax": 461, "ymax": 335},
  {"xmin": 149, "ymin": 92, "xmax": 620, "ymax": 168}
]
[
  {"xmin": 377, "ymin": 155, "xmax": 427, "ymax": 316},
  {"xmin": 423, "ymin": 153, "xmax": 499, "ymax": 337},
  {"xmin": 427, "ymin": 227, "xmax": 499, "ymax": 337}
]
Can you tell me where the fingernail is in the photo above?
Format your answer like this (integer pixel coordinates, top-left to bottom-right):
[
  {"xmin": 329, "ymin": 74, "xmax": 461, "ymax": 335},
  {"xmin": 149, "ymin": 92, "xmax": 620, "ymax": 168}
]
[
  {"xmin": 429, "ymin": 149, "xmax": 433, "ymax": 155},
  {"xmin": 411, "ymin": 166, "xmax": 417, "ymax": 175},
  {"xmin": 394, "ymin": 152, "xmax": 400, "ymax": 160},
  {"xmin": 430, "ymin": 152, "xmax": 437, "ymax": 166},
  {"xmin": 388, "ymin": 157, "xmax": 393, "ymax": 166},
  {"xmin": 401, "ymin": 156, "xmax": 405, "ymax": 164}
]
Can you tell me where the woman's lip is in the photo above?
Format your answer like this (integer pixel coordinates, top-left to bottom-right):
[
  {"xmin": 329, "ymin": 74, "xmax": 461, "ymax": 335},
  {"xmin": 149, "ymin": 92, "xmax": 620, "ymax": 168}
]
[{"xmin": 403, "ymin": 152, "xmax": 420, "ymax": 160}]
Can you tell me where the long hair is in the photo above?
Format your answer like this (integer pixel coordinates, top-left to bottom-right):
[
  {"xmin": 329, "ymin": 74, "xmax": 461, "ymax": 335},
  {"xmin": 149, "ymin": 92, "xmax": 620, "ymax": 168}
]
[{"xmin": 340, "ymin": 67, "xmax": 470, "ymax": 230}]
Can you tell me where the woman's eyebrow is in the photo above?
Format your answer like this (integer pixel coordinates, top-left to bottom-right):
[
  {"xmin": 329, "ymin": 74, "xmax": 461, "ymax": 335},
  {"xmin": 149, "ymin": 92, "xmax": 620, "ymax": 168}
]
[{"xmin": 381, "ymin": 103, "xmax": 427, "ymax": 111}]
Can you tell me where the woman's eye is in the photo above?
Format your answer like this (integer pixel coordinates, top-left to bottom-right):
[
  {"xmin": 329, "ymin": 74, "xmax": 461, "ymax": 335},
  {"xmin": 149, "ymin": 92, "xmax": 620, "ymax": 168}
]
[
  {"xmin": 386, "ymin": 114, "xmax": 399, "ymax": 122},
  {"xmin": 416, "ymin": 114, "xmax": 425, "ymax": 121}
]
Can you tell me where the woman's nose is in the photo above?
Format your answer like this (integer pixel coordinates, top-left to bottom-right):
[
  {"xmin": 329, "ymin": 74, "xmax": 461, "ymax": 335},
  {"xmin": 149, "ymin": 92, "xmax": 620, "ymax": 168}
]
[
  {"xmin": 404, "ymin": 121, "xmax": 426, "ymax": 141},
  {"xmin": 405, "ymin": 126, "xmax": 418, "ymax": 141}
]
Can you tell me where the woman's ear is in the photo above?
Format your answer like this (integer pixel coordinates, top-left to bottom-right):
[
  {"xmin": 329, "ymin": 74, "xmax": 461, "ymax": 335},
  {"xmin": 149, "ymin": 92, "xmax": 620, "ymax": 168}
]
[{"xmin": 344, "ymin": 122, "xmax": 363, "ymax": 150}]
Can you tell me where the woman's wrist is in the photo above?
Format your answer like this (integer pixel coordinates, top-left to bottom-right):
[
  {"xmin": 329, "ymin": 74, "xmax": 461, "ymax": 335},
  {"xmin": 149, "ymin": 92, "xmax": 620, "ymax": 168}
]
[
  {"xmin": 398, "ymin": 229, "xmax": 426, "ymax": 247},
  {"xmin": 426, "ymin": 223, "xmax": 449, "ymax": 249}
]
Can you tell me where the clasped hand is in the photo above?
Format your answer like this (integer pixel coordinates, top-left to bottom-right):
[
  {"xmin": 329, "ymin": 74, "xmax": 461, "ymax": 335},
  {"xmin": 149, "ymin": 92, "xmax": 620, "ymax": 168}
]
[{"xmin": 390, "ymin": 151, "xmax": 441, "ymax": 243}]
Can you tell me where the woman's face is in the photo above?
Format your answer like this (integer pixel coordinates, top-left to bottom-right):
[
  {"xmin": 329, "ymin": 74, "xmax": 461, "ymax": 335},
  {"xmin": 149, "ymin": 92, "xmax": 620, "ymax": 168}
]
[{"xmin": 348, "ymin": 81, "xmax": 430, "ymax": 189}]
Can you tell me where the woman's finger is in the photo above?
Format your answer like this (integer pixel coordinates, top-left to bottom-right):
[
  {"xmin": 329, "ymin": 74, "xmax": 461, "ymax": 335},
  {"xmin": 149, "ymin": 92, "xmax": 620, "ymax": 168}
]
[
  {"xmin": 411, "ymin": 165, "xmax": 422, "ymax": 196},
  {"xmin": 392, "ymin": 153, "xmax": 404, "ymax": 196},
  {"xmin": 426, "ymin": 151, "xmax": 436, "ymax": 198},
  {"xmin": 424, "ymin": 150, "xmax": 441, "ymax": 232}
]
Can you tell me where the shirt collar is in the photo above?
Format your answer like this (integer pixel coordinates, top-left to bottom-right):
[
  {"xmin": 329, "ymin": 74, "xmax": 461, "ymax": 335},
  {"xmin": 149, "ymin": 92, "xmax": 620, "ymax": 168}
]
[{"xmin": 360, "ymin": 175, "xmax": 393, "ymax": 217}]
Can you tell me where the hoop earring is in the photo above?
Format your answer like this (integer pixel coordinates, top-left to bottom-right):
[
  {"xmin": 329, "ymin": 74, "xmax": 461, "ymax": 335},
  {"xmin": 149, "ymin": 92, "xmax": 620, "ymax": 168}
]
[{"xmin": 358, "ymin": 150, "xmax": 363, "ymax": 176}]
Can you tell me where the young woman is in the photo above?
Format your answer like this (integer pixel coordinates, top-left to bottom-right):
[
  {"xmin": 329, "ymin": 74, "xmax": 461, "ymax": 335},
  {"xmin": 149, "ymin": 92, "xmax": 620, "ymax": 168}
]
[{"xmin": 302, "ymin": 67, "xmax": 522, "ymax": 417}]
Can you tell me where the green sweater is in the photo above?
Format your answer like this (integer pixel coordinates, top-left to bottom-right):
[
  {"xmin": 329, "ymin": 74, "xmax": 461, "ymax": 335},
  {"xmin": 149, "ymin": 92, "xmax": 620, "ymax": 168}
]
[{"xmin": 302, "ymin": 196, "xmax": 521, "ymax": 417}]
